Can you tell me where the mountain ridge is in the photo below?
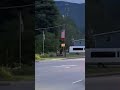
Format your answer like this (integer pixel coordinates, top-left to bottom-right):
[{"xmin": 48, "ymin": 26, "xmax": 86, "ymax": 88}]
[{"xmin": 55, "ymin": 1, "xmax": 85, "ymax": 33}]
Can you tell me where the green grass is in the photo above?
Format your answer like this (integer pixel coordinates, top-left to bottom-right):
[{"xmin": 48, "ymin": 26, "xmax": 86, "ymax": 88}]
[
  {"xmin": 13, "ymin": 75, "xmax": 34, "ymax": 81},
  {"xmin": 35, "ymin": 53, "xmax": 54, "ymax": 60},
  {"xmin": 35, "ymin": 54, "xmax": 41, "ymax": 60},
  {"xmin": 35, "ymin": 52, "xmax": 85, "ymax": 61},
  {"xmin": 66, "ymin": 53, "xmax": 85, "ymax": 58},
  {"xmin": 0, "ymin": 65, "xmax": 34, "ymax": 81}
]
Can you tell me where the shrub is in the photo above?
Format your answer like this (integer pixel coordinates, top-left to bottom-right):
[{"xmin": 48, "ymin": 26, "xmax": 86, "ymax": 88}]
[
  {"xmin": 40, "ymin": 54, "xmax": 49, "ymax": 58},
  {"xmin": 0, "ymin": 67, "xmax": 13, "ymax": 80},
  {"xmin": 48, "ymin": 52, "xmax": 56, "ymax": 57},
  {"xmin": 35, "ymin": 54, "xmax": 41, "ymax": 60},
  {"xmin": 11, "ymin": 65, "xmax": 34, "ymax": 76}
]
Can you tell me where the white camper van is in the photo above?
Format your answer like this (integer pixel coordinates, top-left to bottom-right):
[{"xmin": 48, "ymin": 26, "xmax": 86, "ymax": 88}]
[
  {"xmin": 86, "ymin": 48, "xmax": 120, "ymax": 66},
  {"xmin": 69, "ymin": 46, "xmax": 85, "ymax": 53}
]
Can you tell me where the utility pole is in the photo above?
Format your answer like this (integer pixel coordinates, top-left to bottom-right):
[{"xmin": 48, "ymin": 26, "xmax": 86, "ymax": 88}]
[
  {"xmin": 64, "ymin": 24, "xmax": 66, "ymax": 57},
  {"xmin": 19, "ymin": 10, "xmax": 24, "ymax": 68},
  {"xmin": 61, "ymin": 15, "xmax": 66, "ymax": 57},
  {"xmin": 64, "ymin": 3, "xmax": 69, "ymax": 57},
  {"xmin": 43, "ymin": 30, "xmax": 45, "ymax": 55}
]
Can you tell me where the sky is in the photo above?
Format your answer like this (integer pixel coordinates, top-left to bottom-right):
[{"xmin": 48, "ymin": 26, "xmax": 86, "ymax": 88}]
[{"xmin": 55, "ymin": 0, "xmax": 85, "ymax": 4}]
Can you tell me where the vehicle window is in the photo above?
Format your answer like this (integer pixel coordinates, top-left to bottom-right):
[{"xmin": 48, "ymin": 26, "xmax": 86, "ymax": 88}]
[
  {"xmin": 91, "ymin": 52, "xmax": 116, "ymax": 58},
  {"xmin": 73, "ymin": 48, "xmax": 83, "ymax": 50}
]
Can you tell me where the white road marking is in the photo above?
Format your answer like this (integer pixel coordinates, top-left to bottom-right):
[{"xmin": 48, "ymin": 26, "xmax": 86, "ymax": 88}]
[
  {"xmin": 72, "ymin": 79, "xmax": 83, "ymax": 84},
  {"xmin": 52, "ymin": 65, "xmax": 78, "ymax": 68},
  {"xmin": 65, "ymin": 67, "xmax": 71, "ymax": 68},
  {"xmin": 68, "ymin": 58, "xmax": 85, "ymax": 60}
]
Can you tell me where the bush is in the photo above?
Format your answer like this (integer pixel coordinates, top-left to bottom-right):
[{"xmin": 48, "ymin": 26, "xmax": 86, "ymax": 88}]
[
  {"xmin": 11, "ymin": 65, "xmax": 34, "ymax": 76},
  {"xmin": 48, "ymin": 52, "xmax": 56, "ymax": 57},
  {"xmin": 40, "ymin": 54, "xmax": 49, "ymax": 58},
  {"xmin": 35, "ymin": 54, "xmax": 41, "ymax": 60},
  {"xmin": 0, "ymin": 67, "xmax": 13, "ymax": 80}
]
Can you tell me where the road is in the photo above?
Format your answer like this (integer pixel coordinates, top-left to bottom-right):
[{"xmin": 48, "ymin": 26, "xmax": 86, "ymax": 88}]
[
  {"xmin": 86, "ymin": 75, "xmax": 120, "ymax": 90},
  {"xmin": 0, "ymin": 81, "xmax": 34, "ymax": 90},
  {"xmin": 35, "ymin": 58, "xmax": 85, "ymax": 90}
]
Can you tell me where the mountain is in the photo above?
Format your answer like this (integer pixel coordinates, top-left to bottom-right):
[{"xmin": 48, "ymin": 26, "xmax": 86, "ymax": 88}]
[{"xmin": 55, "ymin": 1, "xmax": 85, "ymax": 33}]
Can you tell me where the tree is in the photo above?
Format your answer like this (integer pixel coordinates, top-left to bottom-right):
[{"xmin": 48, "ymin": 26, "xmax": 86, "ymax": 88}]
[
  {"xmin": 35, "ymin": 0, "xmax": 60, "ymax": 34},
  {"xmin": 63, "ymin": 17, "xmax": 83, "ymax": 49},
  {"xmin": 35, "ymin": 0, "xmax": 61, "ymax": 53},
  {"xmin": 0, "ymin": 0, "xmax": 34, "ymax": 66}
]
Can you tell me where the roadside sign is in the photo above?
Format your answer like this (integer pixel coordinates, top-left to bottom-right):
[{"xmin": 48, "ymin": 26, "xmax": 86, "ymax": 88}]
[
  {"xmin": 61, "ymin": 43, "xmax": 65, "ymax": 47},
  {"xmin": 61, "ymin": 30, "xmax": 65, "ymax": 39}
]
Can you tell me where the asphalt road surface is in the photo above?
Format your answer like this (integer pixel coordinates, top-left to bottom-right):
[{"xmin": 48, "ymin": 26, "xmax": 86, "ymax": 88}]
[
  {"xmin": 0, "ymin": 81, "xmax": 34, "ymax": 90},
  {"xmin": 86, "ymin": 75, "xmax": 120, "ymax": 90},
  {"xmin": 35, "ymin": 58, "xmax": 85, "ymax": 90}
]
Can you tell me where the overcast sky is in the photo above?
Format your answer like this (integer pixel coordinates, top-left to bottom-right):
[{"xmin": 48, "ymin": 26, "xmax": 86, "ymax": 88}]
[{"xmin": 55, "ymin": 0, "xmax": 85, "ymax": 4}]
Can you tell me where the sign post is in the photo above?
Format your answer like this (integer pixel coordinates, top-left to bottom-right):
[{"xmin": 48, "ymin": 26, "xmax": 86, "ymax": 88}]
[
  {"xmin": 61, "ymin": 43, "xmax": 65, "ymax": 47},
  {"xmin": 43, "ymin": 31, "xmax": 45, "ymax": 55},
  {"xmin": 61, "ymin": 29, "xmax": 66, "ymax": 57},
  {"xmin": 61, "ymin": 43, "xmax": 65, "ymax": 56}
]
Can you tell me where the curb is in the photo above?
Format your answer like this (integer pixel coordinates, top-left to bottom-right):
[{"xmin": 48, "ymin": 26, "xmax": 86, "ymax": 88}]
[{"xmin": 86, "ymin": 72, "xmax": 120, "ymax": 78}]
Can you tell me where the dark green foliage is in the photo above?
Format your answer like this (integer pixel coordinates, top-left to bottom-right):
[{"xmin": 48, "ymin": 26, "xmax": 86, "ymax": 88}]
[
  {"xmin": 11, "ymin": 65, "xmax": 34, "ymax": 75},
  {"xmin": 35, "ymin": 0, "xmax": 61, "ymax": 53},
  {"xmin": 35, "ymin": 0, "xmax": 60, "ymax": 34},
  {"xmin": 0, "ymin": 67, "xmax": 13, "ymax": 80},
  {"xmin": 0, "ymin": 0, "xmax": 34, "ymax": 67},
  {"xmin": 64, "ymin": 17, "xmax": 83, "ymax": 48},
  {"xmin": 0, "ymin": 0, "xmax": 34, "ymax": 24},
  {"xmin": 35, "ymin": 32, "xmax": 60, "ymax": 53},
  {"xmin": 35, "ymin": 0, "xmax": 84, "ymax": 53},
  {"xmin": 35, "ymin": 17, "xmax": 82, "ymax": 53}
]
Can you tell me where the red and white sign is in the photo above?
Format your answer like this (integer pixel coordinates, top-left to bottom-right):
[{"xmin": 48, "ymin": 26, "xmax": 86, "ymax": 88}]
[{"xmin": 61, "ymin": 30, "xmax": 65, "ymax": 40}]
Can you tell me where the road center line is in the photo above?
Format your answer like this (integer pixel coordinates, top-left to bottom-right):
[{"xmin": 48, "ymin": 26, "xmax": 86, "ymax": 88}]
[
  {"xmin": 52, "ymin": 65, "xmax": 78, "ymax": 68},
  {"xmin": 72, "ymin": 79, "xmax": 83, "ymax": 84}
]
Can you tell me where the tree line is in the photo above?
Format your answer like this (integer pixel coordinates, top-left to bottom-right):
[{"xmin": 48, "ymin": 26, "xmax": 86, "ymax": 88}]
[{"xmin": 0, "ymin": 0, "xmax": 81, "ymax": 67}]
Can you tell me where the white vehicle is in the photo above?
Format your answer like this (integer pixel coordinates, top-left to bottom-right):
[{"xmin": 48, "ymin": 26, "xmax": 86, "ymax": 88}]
[
  {"xmin": 86, "ymin": 48, "xmax": 120, "ymax": 66},
  {"xmin": 69, "ymin": 46, "xmax": 85, "ymax": 53}
]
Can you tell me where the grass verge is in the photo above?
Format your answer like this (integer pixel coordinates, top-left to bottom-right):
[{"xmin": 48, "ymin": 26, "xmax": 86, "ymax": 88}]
[
  {"xmin": 35, "ymin": 53, "xmax": 85, "ymax": 61},
  {"xmin": 0, "ymin": 65, "xmax": 34, "ymax": 81},
  {"xmin": 0, "ymin": 67, "xmax": 13, "ymax": 81},
  {"xmin": 13, "ymin": 76, "xmax": 34, "ymax": 81}
]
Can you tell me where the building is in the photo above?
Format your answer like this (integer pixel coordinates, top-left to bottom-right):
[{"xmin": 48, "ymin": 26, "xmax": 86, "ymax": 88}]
[{"xmin": 71, "ymin": 39, "xmax": 85, "ymax": 46}]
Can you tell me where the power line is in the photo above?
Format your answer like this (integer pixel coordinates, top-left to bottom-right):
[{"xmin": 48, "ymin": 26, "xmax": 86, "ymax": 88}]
[
  {"xmin": 93, "ymin": 30, "xmax": 120, "ymax": 36},
  {"xmin": 0, "ymin": 4, "xmax": 34, "ymax": 9}
]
